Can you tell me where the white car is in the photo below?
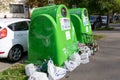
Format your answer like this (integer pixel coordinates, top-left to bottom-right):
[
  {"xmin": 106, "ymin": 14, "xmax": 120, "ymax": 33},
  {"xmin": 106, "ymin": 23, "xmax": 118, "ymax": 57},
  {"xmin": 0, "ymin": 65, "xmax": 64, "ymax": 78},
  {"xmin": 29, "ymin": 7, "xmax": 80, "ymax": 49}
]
[{"xmin": 0, "ymin": 18, "xmax": 30, "ymax": 62}]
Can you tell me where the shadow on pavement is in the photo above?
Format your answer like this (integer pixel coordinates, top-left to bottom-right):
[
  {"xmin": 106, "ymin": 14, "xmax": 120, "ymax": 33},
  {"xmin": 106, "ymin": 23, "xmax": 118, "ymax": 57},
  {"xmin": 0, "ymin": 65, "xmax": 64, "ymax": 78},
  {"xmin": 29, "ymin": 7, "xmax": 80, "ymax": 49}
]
[
  {"xmin": 0, "ymin": 58, "xmax": 12, "ymax": 64},
  {"xmin": 18, "ymin": 52, "xmax": 28, "ymax": 64},
  {"xmin": 0, "ymin": 52, "xmax": 28, "ymax": 64}
]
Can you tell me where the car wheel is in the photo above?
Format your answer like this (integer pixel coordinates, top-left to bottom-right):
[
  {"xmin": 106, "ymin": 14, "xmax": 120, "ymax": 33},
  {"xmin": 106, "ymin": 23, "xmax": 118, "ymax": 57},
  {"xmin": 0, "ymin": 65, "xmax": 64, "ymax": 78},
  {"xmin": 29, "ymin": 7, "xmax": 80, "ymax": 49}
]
[{"xmin": 8, "ymin": 45, "xmax": 23, "ymax": 62}]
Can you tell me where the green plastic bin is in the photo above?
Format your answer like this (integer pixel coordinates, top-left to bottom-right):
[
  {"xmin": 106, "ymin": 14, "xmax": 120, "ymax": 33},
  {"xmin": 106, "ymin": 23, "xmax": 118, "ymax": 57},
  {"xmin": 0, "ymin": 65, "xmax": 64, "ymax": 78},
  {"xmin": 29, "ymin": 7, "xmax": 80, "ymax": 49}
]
[
  {"xmin": 28, "ymin": 4, "xmax": 78, "ymax": 66},
  {"xmin": 69, "ymin": 8, "xmax": 93, "ymax": 45}
]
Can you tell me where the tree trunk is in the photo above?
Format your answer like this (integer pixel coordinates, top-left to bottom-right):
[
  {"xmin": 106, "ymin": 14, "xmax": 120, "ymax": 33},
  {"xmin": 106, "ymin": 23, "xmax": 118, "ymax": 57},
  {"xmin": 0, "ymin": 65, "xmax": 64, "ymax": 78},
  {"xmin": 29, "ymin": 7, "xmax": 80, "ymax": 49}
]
[{"xmin": 106, "ymin": 13, "xmax": 110, "ymax": 28}]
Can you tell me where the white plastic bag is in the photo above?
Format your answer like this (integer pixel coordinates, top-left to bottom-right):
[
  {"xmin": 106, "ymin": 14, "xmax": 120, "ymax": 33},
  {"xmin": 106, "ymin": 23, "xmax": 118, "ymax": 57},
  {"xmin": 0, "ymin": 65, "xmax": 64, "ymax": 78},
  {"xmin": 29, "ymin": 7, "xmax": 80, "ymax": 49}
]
[
  {"xmin": 79, "ymin": 45, "xmax": 91, "ymax": 56},
  {"xmin": 48, "ymin": 60, "xmax": 56, "ymax": 80},
  {"xmin": 64, "ymin": 53, "xmax": 81, "ymax": 72},
  {"xmin": 48, "ymin": 60, "xmax": 67, "ymax": 80},
  {"xmin": 25, "ymin": 64, "xmax": 37, "ymax": 76},
  {"xmin": 69, "ymin": 52, "xmax": 81, "ymax": 66},
  {"xmin": 80, "ymin": 52, "xmax": 89, "ymax": 64},
  {"xmin": 83, "ymin": 46, "xmax": 91, "ymax": 56},
  {"xmin": 79, "ymin": 46, "xmax": 85, "ymax": 53},
  {"xmin": 64, "ymin": 60, "xmax": 78, "ymax": 72},
  {"xmin": 54, "ymin": 66, "xmax": 67, "ymax": 80},
  {"xmin": 28, "ymin": 72, "xmax": 49, "ymax": 80}
]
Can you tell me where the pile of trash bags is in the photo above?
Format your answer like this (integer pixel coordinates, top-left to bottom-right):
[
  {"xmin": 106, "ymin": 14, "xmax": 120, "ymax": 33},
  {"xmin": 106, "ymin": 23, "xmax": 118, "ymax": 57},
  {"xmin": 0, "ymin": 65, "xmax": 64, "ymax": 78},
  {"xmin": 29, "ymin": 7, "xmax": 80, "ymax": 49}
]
[
  {"xmin": 25, "ymin": 60, "xmax": 67, "ymax": 80},
  {"xmin": 25, "ymin": 44, "xmax": 92, "ymax": 80}
]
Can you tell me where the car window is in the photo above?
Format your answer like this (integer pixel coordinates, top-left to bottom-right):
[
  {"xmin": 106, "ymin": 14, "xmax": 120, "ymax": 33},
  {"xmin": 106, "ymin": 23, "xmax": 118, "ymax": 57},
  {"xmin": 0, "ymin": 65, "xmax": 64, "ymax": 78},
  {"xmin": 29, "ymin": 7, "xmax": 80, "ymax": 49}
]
[
  {"xmin": 8, "ymin": 21, "xmax": 28, "ymax": 31},
  {"xmin": 8, "ymin": 24, "xmax": 14, "ymax": 30}
]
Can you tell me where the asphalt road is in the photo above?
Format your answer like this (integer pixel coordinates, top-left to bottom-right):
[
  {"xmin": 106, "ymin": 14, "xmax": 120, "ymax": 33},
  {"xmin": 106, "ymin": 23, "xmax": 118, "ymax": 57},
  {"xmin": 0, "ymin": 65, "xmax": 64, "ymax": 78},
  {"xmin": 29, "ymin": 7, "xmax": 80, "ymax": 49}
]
[{"xmin": 62, "ymin": 30, "xmax": 120, "ymax": 80}]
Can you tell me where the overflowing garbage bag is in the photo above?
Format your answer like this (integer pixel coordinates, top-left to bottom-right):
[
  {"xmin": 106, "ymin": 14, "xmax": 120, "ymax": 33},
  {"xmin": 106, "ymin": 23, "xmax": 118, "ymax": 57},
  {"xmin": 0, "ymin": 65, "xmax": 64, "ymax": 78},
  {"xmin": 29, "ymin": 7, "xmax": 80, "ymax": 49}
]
[
  {"xmin": 78, "ymin": 43, "xmax": 90, "ymax": 64},
  {"xmin": 48, "ymin": 60, "xmax": 67, "ymax": 80},
  {"xmin": 25, "ymin": 60, "xmax": 67, "ymax": 80},
  {"xmin": 25, "ymin": 64, "xmax": 48, "ymax": 80},
  {"xmin": 69, "ymin": 52, "xmax": 81, "ymax": 65},
  {"xmin": 25, "ymin": 42, "xmax": 93, "ymax": 80},
  {"xmin": 80, "ymin": 52, "xmax": 89, "ymax": 64},
  {"xmin": 64, "ymin": 60, "xmax": 78, "ymax": 72},
  {"xmin": 28, "ymin": 72, "xmax": 49, "ymax": 80},
  {"xmin": 64, "ymin": 52, "xmax": 81, "ymax": 71},
  {"xmin": 25, "ymin": 64, "xmax": 37, "ymax": 77},
  {"xmin": 25, "ymin": 44, "xmax": 92, "ymax": 79},
  {"xmin": 78, "ymin": 43, "xmax": 92, "ymax": 56}
]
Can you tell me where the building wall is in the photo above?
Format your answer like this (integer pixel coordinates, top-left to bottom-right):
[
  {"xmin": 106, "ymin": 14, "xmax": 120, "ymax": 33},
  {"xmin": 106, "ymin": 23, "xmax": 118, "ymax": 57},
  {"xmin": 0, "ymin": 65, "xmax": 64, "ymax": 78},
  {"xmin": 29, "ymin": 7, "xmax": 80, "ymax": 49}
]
[{"xmin": 0, "ymin": 0, "xmax": 28, "ymax": 18}]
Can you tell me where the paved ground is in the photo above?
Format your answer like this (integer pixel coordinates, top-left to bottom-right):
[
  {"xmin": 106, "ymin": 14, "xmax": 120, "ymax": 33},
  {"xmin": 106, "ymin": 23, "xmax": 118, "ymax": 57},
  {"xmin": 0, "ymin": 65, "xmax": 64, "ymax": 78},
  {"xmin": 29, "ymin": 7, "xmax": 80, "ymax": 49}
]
[
  {"xmin": 62, "ymin": 29, "xmax": 120, "ymax": 80},
  {"xmin": 0, "ymin": 53, "xmax": 27, "ymax": 72},
  {"xmin": 0, "ymin": 59, "xmax": 12, "ymax": 72}
]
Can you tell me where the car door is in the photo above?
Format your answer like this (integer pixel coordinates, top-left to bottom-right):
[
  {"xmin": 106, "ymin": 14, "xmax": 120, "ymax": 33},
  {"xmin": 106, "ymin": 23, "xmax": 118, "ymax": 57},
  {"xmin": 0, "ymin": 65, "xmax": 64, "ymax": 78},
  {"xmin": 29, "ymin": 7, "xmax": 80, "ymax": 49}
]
[{"xmin": 11, "ymin": 21, "xmax": 29, "ymax": 51}]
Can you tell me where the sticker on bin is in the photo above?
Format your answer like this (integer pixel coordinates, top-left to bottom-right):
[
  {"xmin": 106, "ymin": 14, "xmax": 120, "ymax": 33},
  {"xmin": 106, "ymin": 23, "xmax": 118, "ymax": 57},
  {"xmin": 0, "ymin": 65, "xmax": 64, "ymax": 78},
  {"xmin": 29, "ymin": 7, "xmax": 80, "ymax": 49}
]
[
  {"xmin": 65, "ymin": 31, "xmax": 71, "ymax": 40},
  {"xmin": 86, "ymin": 26, "xmax": 89, "ymax": 32},
  {"xmin": 60, "ymin": 18, "xmax": 71, "ymax": 31},
  {"xmin": 83, "ymin": 17, "xmax": 88, "ymax": 26}
]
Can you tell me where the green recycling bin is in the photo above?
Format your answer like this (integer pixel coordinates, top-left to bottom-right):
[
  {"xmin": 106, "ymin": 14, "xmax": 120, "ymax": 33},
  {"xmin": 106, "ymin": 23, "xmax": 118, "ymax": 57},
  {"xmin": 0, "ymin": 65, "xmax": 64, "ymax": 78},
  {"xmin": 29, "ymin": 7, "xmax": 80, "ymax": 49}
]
[
  {"xmin": 28, "ymin": 4, "xmax": 78, "ymax": 66},
  {"xmin": 69, "ymin": 8, "xmax": 93, "ymax": 45}
]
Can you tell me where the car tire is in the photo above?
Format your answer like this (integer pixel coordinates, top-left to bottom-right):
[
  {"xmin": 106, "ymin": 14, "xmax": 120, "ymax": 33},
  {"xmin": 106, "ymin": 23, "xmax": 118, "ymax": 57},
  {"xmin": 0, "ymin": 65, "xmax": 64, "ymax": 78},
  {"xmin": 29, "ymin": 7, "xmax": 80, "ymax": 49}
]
[{"xmin": 8, "ymin": 45, "xmax": 23, "ymax": 62}]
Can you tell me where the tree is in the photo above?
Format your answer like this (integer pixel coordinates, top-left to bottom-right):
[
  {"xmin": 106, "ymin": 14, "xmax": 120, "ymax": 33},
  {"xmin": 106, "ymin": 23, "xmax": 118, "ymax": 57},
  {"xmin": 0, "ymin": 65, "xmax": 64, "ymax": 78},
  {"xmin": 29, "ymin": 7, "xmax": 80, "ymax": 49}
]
[
  {"xmin": 88, "ymin": 0, "xmax": 120, "ymax": 27},
  {"xmin": 27, "ymin": 0, "xmax": 120, "ymax": 17},
  {"xmin": 27, "ymin": 0, "xmax": 49, "ymax": 8},
  {"xmin": 0, "ymin": 0, "xmax": 14, "ymax": 12}
]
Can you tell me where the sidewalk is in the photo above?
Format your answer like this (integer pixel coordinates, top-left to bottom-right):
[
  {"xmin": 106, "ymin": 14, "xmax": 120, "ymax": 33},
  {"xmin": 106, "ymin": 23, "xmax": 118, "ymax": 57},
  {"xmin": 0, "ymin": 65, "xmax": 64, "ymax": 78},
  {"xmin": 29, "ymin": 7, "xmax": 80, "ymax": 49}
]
[{"xmin": 0, "ymin": 60, "xmax": 12, "ymax": 72}]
